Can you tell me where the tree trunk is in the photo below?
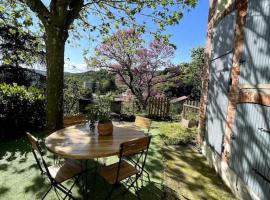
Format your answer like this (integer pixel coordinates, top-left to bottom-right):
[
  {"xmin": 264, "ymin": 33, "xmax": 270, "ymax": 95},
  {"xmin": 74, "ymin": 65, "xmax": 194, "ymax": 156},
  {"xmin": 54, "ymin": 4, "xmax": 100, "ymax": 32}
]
[
  {"xmin": 135, "ymin": 95, "xmax": 148, "ymax": 112},
  {"xmin": 45, "ymin": 26, "xmax": 67, "ymax": 132}
]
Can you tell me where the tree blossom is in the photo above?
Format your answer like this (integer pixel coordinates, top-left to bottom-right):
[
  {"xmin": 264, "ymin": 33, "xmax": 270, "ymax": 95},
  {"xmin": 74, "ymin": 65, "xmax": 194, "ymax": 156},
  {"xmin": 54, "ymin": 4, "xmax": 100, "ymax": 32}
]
[{"xmin": 88, "ymin": 29, "xmax": 175, "ymax": 109}]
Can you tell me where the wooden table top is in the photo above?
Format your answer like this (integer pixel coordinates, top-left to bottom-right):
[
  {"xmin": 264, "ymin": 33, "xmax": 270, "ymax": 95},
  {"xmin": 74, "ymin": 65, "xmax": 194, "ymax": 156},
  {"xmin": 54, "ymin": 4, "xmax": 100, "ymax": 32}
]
[{"xmin": 45, "ymin": 123, "xmax": 145, "ymax": 160}]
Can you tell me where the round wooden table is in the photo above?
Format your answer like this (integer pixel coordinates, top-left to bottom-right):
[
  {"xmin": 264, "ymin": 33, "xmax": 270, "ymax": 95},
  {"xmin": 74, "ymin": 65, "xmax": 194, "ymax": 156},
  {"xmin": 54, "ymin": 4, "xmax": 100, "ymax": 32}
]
[{"xmin": 45, "ymin": 123, "xmax": 145, "ymax": 160}]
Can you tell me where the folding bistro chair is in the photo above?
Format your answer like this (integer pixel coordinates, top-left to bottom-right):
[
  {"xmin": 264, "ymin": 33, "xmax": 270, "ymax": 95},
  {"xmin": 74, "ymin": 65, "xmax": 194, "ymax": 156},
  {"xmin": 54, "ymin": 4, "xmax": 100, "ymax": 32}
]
[
  {"xmin": 134, "ymin": 116, "xmax": 152, "ymax": 136},
  {"xmin": 63, "ymin": 114, "xmax": 88, "ymax": 128},
  {"xmin": 134, "ymin": 116, "xmax": 152, "ymax": 183},
  {"xmin": 98, "ymin": 136, "xmax": 151, "ymax": 199},
  {"xmin": 26, "ymin": 132, "xmax": 86, "ymax": 200}
]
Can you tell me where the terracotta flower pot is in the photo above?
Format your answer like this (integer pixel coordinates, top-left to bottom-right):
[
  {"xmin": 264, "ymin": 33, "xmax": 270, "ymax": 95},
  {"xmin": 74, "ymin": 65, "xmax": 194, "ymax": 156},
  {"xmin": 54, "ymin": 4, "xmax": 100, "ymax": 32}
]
[{"xmin": 97, "ymin": 121, "xmax": 113, "ymax": 136}]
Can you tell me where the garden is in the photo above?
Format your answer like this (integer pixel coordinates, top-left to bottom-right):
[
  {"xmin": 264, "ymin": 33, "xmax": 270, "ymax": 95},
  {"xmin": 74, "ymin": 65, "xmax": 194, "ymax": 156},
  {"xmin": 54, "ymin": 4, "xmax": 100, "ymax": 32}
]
[
  {"xmin": 0, "ymin": 121, "xmax": 236, "ymax": 200},
  {"xmin": 0, "ymin": 80, "xmax": 236, "ymax": 199}
]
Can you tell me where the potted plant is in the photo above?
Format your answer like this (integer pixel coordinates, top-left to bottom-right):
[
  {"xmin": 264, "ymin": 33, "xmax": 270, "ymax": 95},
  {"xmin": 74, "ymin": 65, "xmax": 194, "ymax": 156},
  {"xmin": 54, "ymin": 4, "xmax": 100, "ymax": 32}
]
[
  {"xmin": 86, "ymin": 95, "xmax": 113, "ymax": 136},
  {"xmin": 97, "ymin": 95, "xmax": 113, "ymax": 136},
  {"xmin": 86, "ymin": 104, "xmax": 99, "ymax": 132},
  {"xmin": 97, "ymin": 109, "xmax": 113, "ymax": 136}
]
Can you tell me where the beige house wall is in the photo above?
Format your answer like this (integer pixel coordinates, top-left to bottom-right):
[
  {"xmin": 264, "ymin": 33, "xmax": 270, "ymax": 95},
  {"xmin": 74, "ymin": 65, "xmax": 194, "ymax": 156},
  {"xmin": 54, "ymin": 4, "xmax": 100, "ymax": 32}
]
[{"xmin": 202, "ymin": 142, "xmax": 261, "ymax": 200}]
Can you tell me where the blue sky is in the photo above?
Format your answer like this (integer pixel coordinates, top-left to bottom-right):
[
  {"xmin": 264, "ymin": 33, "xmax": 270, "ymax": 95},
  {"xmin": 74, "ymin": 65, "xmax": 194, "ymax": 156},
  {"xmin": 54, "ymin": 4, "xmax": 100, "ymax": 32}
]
[
  {"xmin": 170, "ymin": 0, "xmax": 209, "ymax": 63},
  {"xmin": 42, "ymin": 0, "xmax": 209, "ymax": 72}
]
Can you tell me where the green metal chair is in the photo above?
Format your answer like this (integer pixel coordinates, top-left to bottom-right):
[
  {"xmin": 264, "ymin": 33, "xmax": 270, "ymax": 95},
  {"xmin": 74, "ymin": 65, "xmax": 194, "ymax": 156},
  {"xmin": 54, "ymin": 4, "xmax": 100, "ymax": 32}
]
[
  {"xmin": 26, "ymin": 132, "xmax": 86, "ymax": 200},
  {"xmin": 98, "ymin": 136, "xmax": 152, "ymax": 199}
]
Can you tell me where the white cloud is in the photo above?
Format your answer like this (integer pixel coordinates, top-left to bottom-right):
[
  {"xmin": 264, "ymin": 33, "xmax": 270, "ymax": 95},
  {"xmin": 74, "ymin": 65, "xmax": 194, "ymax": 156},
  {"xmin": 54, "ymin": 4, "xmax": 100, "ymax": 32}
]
[
  {"xmin": 22, "ymin": 62, "xmax": 90, "ymax": 74},
  {"xmin": 64, "ymin": 62, "xmax": 89, "ymax": 73}
]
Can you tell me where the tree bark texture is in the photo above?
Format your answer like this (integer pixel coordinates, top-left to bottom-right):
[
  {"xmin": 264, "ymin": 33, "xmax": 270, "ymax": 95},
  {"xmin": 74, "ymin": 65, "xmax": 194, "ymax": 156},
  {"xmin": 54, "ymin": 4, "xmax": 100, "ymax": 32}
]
[
  {"xmin": 45, "ymin": 26, "xmax": 67, "ymax": 132},
  {"xmin": 20, "ymin": 0, "xmax": 84, "ymax": 132}
]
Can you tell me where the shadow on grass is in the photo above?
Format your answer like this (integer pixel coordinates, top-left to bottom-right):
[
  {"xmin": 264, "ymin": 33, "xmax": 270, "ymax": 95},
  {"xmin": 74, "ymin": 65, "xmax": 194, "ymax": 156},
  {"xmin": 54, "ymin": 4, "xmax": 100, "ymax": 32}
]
[
  {"xmin": 75, "ymin": 167, "xmax": 165, "ymax": 200},
  {"xmin": 164, "ymin": 145, "xmax": 236, "ymax": 200},
  {"xmin": 0, "ymin": 186, "xmax": 9, "ymax": 195},
  {"xmin": 0, "ymin": 131, "xmax": 46, "ymax": 162},
  {"xmin": 24, "ymin": 176, "xmax": 50, "ymax": 197}
]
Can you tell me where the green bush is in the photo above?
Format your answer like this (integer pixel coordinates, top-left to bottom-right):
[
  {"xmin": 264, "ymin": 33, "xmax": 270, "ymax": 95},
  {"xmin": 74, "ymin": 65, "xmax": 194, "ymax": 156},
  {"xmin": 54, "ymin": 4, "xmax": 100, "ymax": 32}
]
[
  {"xmin": 159, "ymin": 123, "xmax": 197, "ymax": 145},
  {"xmin": 183, "ymin": 109, "xmax": 199, "ymax": 121},
  {"xmin": 0, "ymin": 83, "xmax": 46, "ymax": 140}
]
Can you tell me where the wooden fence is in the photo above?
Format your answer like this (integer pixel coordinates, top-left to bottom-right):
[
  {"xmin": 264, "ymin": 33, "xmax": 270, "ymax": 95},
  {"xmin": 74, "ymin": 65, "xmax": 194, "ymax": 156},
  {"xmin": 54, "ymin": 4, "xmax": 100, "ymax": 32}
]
[
  {"xmin": 182, "ymin": 100, "xmax": 200, "ymax": 120},
  {"xmin": 148, "ymin": 97, "xmax": 170, "ymax": 118}
]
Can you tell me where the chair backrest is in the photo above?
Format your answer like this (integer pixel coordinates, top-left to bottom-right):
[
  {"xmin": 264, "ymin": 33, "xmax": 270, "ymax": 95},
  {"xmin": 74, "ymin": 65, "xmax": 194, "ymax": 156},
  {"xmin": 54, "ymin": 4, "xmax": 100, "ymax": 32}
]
[
  {"xmin": 115, "ymin": 136, "xmax": 151, "ymax": 183},
  {"xmin": 120, "ymin": 137, "xmax": 151, "ymax": 157},
  {"xmin": 26, "ymin": 132, "xmax": 50, "ymax": 177},
  {"xmin": 135, "ymin": 116, "xmax": 152, "ymax": 134},
  {"xmin": 63, "ymin": 114, "xmax": 87, "ymax": 127}
]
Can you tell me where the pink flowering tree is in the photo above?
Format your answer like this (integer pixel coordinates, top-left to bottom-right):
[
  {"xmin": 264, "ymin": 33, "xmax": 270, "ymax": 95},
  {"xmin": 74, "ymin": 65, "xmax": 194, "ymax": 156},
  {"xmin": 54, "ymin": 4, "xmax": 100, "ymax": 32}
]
[{"xmin": 88, "ymin": 29, "xmax": 175, "ymax": 109}]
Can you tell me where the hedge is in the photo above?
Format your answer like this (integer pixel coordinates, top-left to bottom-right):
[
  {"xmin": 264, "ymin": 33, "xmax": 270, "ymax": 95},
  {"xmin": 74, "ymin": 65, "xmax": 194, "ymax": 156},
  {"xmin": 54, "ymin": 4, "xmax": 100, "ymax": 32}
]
[{"xmin": 0, "ymin": 83, "xmax": 46, "ymax": 140}]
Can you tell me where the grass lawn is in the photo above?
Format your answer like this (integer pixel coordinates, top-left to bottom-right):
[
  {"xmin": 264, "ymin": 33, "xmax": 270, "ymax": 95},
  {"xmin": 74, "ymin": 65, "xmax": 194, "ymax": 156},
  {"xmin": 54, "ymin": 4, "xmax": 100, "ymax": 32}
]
[{"xmin": 0, "ymin": 121, "xmax": 236, "ymax": 200}]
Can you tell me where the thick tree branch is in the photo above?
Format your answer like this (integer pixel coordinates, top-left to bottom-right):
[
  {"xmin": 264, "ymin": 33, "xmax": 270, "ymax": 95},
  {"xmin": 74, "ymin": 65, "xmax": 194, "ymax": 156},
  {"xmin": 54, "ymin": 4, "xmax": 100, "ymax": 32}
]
[
  {"xmin": 66, "ymin": 0, "xmax": 84, "ymax": 28},
  {"xmin": 49, "ymin": 0, "xmax": 57, "ymax": 13},
  {"xmin": 19, "ymin": 0, "xmax": 50, "ymax": 25}
]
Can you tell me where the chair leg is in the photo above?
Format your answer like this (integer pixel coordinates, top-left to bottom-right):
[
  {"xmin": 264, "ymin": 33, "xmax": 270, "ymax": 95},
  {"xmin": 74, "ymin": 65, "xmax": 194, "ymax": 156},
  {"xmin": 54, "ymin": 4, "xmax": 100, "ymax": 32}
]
[
  {"xmin": 141, "ymin": 168, "xmax": 151, "ymax": 186},
  {"xmin": 144, "ymin": 169, "xmax": 151, "ymax": 183},
  {"xmin": 41, "ymin": 185, "xmax": 52, "ymax": 200},
  {"xmin": 134, "ymin": 176, "xmax": 142, "ymax": 200},
  {"xmin": 141, "ymin": 171, "xmax": 144, "ymax": 186},
  {"xmin": 135, "ymin": 178, "xmax": 141, "ymax": 199},
  {"xmin": 62, "ymin": 181, "xmax": 77, "ymax": 200},
  {"xmin": 58, "ymin": 183, "xmax": 72, "ymax": 194},
  {"xmin": 123, "ymin": 175, "xmax": 139, "ymax": 196},
  {"xmin": 55, "ymin": 184, "xmax": 75, "ymax": 200}
]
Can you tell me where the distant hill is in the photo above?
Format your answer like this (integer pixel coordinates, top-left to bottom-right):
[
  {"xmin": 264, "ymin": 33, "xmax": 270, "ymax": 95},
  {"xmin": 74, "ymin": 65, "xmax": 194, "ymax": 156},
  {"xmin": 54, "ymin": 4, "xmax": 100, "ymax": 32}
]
[
  {"xmin": 0, "ymin": 66, "xmax": 118, "ymax": 94},
  {"xmin": 0, "ymin": 65, "xmax": 46, "ymax": 89},
  {"xmin": 34, "ymin": 69, "xmax": 72, "ymax": 76}
]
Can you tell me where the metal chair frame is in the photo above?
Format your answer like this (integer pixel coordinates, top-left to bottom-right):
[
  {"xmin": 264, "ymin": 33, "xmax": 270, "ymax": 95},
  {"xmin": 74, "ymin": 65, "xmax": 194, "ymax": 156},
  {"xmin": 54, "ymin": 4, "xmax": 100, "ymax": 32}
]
[
  {"xmin": 26, "ymin": 133, "xmax": 83, "ymax": 200},
  {"xmin": 104, "ymin": 136, "xmax": 152, "ymax": 199},
  {"xmin": 134, "ymin": 116, "xmax": 153, "ymax": 184}
]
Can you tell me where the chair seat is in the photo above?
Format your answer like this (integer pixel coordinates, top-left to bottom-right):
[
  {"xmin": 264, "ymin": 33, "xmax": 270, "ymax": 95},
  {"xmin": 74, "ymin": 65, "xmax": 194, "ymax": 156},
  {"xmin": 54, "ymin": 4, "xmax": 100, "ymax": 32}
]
[
  {"xmin": 98, "ymin": 160, "xmax": 139, "ymax": 184},
  {"xmin": 48, "ymin": 159, "xmax": 86, "ymax": 183}
]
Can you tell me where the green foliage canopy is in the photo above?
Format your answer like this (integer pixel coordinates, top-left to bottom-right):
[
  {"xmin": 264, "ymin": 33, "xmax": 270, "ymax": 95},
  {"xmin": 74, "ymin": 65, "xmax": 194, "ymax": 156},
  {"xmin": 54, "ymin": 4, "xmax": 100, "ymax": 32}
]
[
  {"xmin": 64, "ymin": 76, "xmax": 88, "ymax": 115},
  {"xmin": 157, "ymin": 47, "xmax": 205, "ymax": 100},
  {"xmin": 0, "ymin": 1, "xmax": 45, "ymax": 67},
  {"xmin": 65, "ymin": 69, "xmax": 117, "ymax": 94},
  {"xmin": 181, "ymin": 47, "xmax": 205, "ymax": 99}
]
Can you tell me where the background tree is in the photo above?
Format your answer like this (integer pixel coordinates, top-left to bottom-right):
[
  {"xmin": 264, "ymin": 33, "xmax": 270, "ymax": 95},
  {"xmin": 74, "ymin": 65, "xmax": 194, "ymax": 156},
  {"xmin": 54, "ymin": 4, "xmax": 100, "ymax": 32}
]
[
  {"xmin": 63, "ymin": 77, "xmax": 88, "ymax": 115},
  {"xmin": 65, "ymin": 69, "xmax": 117, "ymax": 94},
  {"xmin": 9, "ymin": 0, "xmax": 198, "ymax": 131},
  {"xmin": 181, "ymin": 47, "xmax": 205, "ymax": 100},
  {"xmin": 88, "ymin": 29, "xmax": 175, "ymax": 109},
  {"xmin": 157, "ymin": 47, "xmax": 205, "ymax": 100},
  {"xmin": 156, "ymin": 64, "xmax": 190, "ymax": 98}
]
